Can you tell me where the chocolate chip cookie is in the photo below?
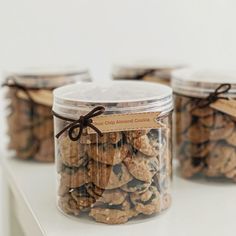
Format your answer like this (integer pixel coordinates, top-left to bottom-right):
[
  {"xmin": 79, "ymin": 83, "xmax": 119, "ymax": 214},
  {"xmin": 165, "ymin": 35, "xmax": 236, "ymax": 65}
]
[
  {"xmin": 59, "ymin": 135, "xmax": 87, "ymax": 167},
  {"xmin": 130, "ymin": 186, "xmax": 162, "ymax": 215},
  {"xmin": 88, "ymin": 161, "xmax": 133, "ymax": 189},
  {"xmin": 60, "ymin": 166, "xmax": 90, "ymax": 188},
  {"xmin": 87, "ymin": 144, "xmax": 129, "ymax": 165},
  {"xmin": 123, "ymin": 152, "xmax": 159, "ymax": 182}
]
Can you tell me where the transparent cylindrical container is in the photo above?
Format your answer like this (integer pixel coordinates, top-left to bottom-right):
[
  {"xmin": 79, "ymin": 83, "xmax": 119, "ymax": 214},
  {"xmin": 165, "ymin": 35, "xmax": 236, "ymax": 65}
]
[
  {"xmin": 53, "ymin": 81, "xmax": 173, "ymax": 224},
  {"xmin": 172, "ymin": 69, "xmax": 236, "ymax": 181},
  {"xmin": 112, "ymin": 61, "xmax": 184, "ymax": 86},
  {"xmin": 4, "ymin": 68, "xmax": 90, "ymax": 162}
]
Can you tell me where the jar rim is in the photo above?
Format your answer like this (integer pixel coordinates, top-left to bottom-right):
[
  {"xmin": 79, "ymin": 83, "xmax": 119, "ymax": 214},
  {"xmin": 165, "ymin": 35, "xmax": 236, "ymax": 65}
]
[
  {"xmin": 112, "ymin": 61, "xmax": 184, "ymax": 79},
  {"xmin": 4, "ymin": 67, "xmax": 91, "ymax": 89},
  {"xmin": 172, "ymin": 68, "xmax": 236, "ymax": 97},
  {"xmin": 4, "ymin": 66, "xmax": 89, "ymax": 76}
]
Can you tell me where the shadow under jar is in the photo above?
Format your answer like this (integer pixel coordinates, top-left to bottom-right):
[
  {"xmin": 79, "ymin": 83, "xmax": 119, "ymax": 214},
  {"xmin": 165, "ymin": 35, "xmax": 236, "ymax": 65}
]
[
  {"xmin": 4, "ymin": 68, "xmax": 90, "ymax": 162},
  {"xmin": 172, "ymin": 69, "xmax": 236, "ymax": 181},
  {"xmin": 53, "ymin": 81, "xmax": 173, "ymax": 224}
]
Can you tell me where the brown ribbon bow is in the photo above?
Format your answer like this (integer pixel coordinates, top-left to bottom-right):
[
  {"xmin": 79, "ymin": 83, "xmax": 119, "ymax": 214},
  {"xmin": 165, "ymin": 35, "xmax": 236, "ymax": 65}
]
[
  {"xmin": 52, "ymin": 106, "xmax": 105, "ymax": 141},
  {"xmin": 196, "ymin": 83, "xmax": 231, "ymax": 108},
  {"xmin": 2, "ymin": 77, "xmax": 36, "ymax": 104}
]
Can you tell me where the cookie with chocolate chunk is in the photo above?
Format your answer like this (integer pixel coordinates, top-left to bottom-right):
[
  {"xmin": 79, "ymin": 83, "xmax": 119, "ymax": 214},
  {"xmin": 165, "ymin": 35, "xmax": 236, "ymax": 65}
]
[
  {"xmin": 87, "ymin": 144, "xmax": 129, "ymax": 165},
  {"xmin": 60, "ymin": 166, "xmax": 90, "ymax": 188},
  {"xmin": 183, "ymin": 142, "xmax": 216, "ymax": 158},
  {"xmin": 35, "ymin": 103, "xmax": 52, "ymax": 116},
  {"xmin": 180, "ymin": 158, "xmax": 204, "ymax": 178},
  {"xmin": 85, "ymin": 183, "xmax": 127, "ymax": 205},
  {"xmin": 121, "ymin": 178, "xmax": 151, "ymax": 193},
  {"xmin": 85, "ymin": 183, "xmax": 104, "ymax": 199},
  {"xmin": 125, "ymin": 129, "xmax": 150, "ymax": 139},
  {"xmin": 227, "ymin": 129, "xmax": 236, "ymax": 146},
  {"xmin": 199, "ymin": 112, "xmax": 231, "ymax": 128},
  {"xmin": 175, "ymin": 111, "xmax": 192, "ymax": 133},
  {"xmin": 186, "ymin": 119, "xmax": 233, "ymax": 144},
  {"xmin": 225, "ymin": 168, "xmax": 236, "ymax": 181},
  {"xmin": 58, "ymin": 181, "xmax": 70, "ymax": 197},
  {"xmin": 123, "ymin": 152, "xmax": 159, "ymax": 182},
  {"xmin": 80, "ymin": 132, "xmax": 122, "ymax": 144},
  {"xmin": 130, "ymin": 186, "xmax": 161, "ymax": 215},
  {"xmin": 34, "ymin": 137, "xmax": 54, "ymax": 162},
  {"xmin": 9, "ymin": 129, "xmax": 39, "ymax": 160},
  {"xmin": 58, "ymin": 193, "xmax": 81, "ymax": 216},
  {"xmin": 33, "ymin": 118, "xmax": 53, "ymax": 140},
  {"xmin": 184, "ymin": 123, "xmax": 210, "ymax": 144},
  {"xmin": 98, "ymin": 189, "xmax": 127, "ymax": 205},
  {"xmin": 210, "ymin": 121, "xmax": 234, "ymax": 141},
  {"xmin": 88, "ymin": 161, "xmax": 132, "ymax": 189},
  {"xmin": 190, "ymin": 105, "xmax": 214, "ymax": 117},
  {"xmin": 71, "ymin": 188, "xmax": 95, "ymax": 210},
  {"xmin": 205, "ymin": 144, "xmax": 236, "ymax": 177},
  {"xmin": 175, "ymin": 96, "xmax": 192, "ymax": 112},
  {"xmin": 89, "ymin": 208, "xmax": 138, "ymax": 224},
  {"xmin": 127, "ymin": 134, "xmax": 159, "ymax": 156},
  {"xmin": 59, "ymin": 135, "xmax": 87, "ymax": 167},
  {"xmin": 222, "ymin": 153, "xmax": 236, "ymax": 174}
]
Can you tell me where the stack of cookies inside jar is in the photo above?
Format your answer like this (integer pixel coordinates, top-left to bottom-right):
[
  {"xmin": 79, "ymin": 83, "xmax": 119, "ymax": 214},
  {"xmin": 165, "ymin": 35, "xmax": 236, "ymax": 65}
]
[
  {"xmin": 172, "ymin": 69, "xmax": 236, "ymax": 181},
  {"xmin": 3, "ymin": 68, "xmax": 90, "ymax": 162},
  {"xmin": 53, "ymin": 81, "xmax": 173, "ymax": 224},
  {"xmin": 112, "ymin": 60, "xmax": 184, "ymax": 86}
]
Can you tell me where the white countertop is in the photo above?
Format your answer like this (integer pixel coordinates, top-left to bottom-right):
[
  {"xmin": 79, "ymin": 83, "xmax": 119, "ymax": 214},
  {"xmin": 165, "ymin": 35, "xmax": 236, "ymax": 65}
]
[{"xmin": 1, "ymin": 151, "xmax": 236, "ymax": 236}]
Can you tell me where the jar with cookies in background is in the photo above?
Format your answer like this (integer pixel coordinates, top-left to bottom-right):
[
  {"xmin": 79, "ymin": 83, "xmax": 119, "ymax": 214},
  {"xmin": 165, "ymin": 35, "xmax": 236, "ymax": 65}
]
[
  {"xmin": 112, "ymin": 60, "xmax": 184, "ymax": 86},
  {"xmin": 3, "ymin": 68, "xmax": 91, "ymax": 162},
  {"xmin": 53, "ymin": 81, "xmax": 173, "ymax": 224},
  {"xmin": 172, "ymin": 69, "xmax": 236, "ymax": 181}
]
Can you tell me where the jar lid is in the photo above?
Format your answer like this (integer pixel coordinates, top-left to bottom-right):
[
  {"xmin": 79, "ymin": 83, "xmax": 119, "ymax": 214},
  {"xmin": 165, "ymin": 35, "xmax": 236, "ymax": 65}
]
[
  {"xmin": 112, "ymin": 60, "xmax": 184, "ymax": 80},
  {"xmin": 5, "ymin": 67, "xmax": 91, "ymax": 89},
  {"xmin": 172, "ymin": 68, "xmax": 236, "ymax": 98},
  {"xmin": 53, "ymin": 81, "xmax": 173, "ymax": 118}
]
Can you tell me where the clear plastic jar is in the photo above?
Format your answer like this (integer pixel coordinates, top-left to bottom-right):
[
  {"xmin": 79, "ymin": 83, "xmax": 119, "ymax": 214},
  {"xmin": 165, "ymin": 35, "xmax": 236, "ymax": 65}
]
[
  {"xmin": 112, "ymin": 61, "xmax": 184, "ymax": 86},
  {"xmin": 4, "ymin": 68, "xmax": 90, "ymax": 162},
  {"xmin": 53, "ymin": 81, "xmax": 173, "ymax": 224},
  {"xmin": 172, "ymin": 69, "xmax": 236, "ymax": 181}
]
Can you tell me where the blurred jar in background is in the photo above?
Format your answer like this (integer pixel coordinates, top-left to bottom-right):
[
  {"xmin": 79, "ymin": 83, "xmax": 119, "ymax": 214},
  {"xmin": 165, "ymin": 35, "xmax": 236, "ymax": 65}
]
[
  {"xmin": 3, "ymin": 67, "xmax": 91, "ymax": 162},
  {"xmin": 112, "ymin": 60, "xmax": 184, "ymax": 86},
  {"xmin": 172, "ymin": 68, "xmax": 236, "ymax": 181}
]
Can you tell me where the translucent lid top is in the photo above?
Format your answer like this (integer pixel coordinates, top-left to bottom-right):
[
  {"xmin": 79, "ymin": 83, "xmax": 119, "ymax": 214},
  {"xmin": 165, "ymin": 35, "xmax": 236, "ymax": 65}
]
[
  {"xmin": 172, "ymin": 68, "xmax": 236, "ymax": 98},
  {"xmin": 53, "ymin": 81, "xmax": 173, "ymax": 117},
  {"xmin": 5, "ymin": 67, "xmax": 91, "ymax": 89}
]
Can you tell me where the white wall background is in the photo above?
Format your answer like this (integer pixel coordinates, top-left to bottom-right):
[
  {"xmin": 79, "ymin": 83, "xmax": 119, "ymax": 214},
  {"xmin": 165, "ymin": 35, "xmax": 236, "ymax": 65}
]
[
  {"xmin": 0, "ymin": 0, "xmax": 236, "ymax": 73},
  {"xmin": 0, "ymin": 0, "xmax": 236, "ymax": 235}
]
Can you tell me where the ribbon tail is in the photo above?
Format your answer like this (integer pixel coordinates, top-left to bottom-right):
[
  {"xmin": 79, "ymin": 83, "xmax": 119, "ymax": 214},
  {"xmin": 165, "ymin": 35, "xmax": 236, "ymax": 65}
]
[
  {"xmin": 84, "ymin": 106, "xmax": 105, "ymax": 119},
  {"xmin": 77, "ymin": 127, "xmax": 84, "ymax": 140},
  {"xmin": 55, "ymin": 121, "xmax": 77, "ymax": 138},
  {"xmin": 88, "ymin": 124, "xmax": 103, "ymax": 137}
]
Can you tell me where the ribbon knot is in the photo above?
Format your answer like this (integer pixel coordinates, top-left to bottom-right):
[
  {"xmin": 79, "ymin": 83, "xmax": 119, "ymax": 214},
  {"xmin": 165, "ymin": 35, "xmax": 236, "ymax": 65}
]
[
  {"xmin": 53, "ymin": 106, "xmax": 105, "ymax": 141},
  {"xmin": 196, "ymin": 83, "xmax": 231, "ymax": 108}
]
